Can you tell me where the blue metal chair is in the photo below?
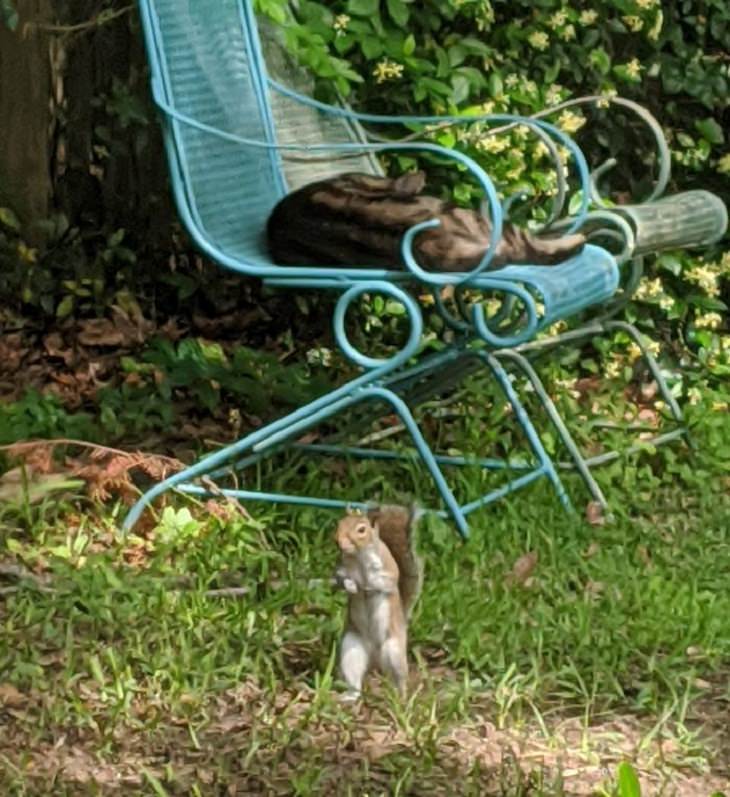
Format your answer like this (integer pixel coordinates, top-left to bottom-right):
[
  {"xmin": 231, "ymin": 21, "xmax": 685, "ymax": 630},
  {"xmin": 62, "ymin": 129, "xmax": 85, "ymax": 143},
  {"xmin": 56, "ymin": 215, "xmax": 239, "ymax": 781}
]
[{"xmin": 124, "ymin": 0, "xmax": 726, "ymax": 535}]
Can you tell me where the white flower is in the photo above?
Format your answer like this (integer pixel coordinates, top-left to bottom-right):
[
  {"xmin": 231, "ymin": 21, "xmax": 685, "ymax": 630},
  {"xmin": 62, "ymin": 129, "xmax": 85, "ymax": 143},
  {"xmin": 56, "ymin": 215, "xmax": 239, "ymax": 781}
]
[
  {"xmin": 333, "ymin": 14, "xmax": 350, "ymax": 32},
  {"xmin": 625, "ymin": 58, "xmax": 643, "ymax": 80},
  {"xmin": 548, "ymin": 11, "xmax": 567, "ymax": 30},
  {"xmin": 558, "ymin": 110, "xmax": 586, "ymax": 134},
  {"xmin": 372, "ymin": 60, "xmax": 404, "ymax": 83},
  {"xmin": 528, "ymin": 31, "xmax": 550, "ymax": 51},
  {"xmin": 695, "ymin": 312, "xmax": 723, "ymax": 330},
  {"xmin": 623, "ymin": 15, "xmax": 644, "ymax": 32}
]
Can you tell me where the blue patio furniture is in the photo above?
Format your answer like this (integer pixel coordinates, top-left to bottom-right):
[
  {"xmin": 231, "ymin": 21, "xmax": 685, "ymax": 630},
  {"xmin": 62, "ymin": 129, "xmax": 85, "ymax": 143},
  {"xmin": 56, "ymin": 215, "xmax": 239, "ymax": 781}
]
[{"xmin": 124, "ymin": 0, "xmax": 727, "ymax": 536}]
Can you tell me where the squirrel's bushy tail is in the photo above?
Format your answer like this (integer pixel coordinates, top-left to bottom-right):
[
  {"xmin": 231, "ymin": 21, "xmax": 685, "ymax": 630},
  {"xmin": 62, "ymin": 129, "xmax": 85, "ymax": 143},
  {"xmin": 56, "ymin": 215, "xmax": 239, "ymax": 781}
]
[{"xmin": 368, "ymin": 504, "xmax": 423, "ymax": 618}]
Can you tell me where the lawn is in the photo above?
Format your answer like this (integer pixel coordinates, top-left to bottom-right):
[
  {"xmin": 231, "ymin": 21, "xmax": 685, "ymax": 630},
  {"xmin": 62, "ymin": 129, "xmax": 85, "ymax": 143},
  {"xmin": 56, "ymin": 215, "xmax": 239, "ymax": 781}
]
[{"xmin": 1, "ymin": 369, "xmax": 729, "ymax": 796}]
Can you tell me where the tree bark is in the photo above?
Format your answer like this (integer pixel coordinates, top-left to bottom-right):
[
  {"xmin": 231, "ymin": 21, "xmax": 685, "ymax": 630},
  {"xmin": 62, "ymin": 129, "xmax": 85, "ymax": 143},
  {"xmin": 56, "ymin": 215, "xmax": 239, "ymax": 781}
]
[{"xmin": 0, "ymin": 0, "xmax": 54, "ymax": 244}]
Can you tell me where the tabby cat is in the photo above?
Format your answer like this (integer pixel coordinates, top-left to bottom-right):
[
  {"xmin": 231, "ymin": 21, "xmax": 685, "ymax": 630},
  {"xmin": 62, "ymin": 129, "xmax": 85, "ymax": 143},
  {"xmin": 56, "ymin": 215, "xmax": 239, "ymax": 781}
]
[{"xmin": 266, "ymin": 171, "xmax": 585, "ymax": 272}]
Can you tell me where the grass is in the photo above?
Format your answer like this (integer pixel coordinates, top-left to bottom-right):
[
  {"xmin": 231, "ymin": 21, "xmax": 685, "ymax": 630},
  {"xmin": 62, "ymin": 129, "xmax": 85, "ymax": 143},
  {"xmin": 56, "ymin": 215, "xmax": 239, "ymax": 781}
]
[
  {"xmin": 1, "ymin": 452, "xmax": 729, "ymax": 794},
  {"xmin": 0, "ymin": 345, "xmax": 729, "ymax": 795}
]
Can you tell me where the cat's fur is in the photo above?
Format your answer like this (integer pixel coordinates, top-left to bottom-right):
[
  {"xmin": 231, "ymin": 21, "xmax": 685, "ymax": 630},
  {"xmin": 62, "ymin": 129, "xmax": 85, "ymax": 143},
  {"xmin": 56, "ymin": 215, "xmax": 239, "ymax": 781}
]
[{"xmin": 266, "ymin": 171, "xmax": 585, "ymax": 272}]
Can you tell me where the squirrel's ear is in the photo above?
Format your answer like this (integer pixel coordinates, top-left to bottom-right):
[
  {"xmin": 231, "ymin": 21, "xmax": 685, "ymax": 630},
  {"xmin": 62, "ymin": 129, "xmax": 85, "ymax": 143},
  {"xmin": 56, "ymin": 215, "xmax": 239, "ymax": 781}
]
[{"xmin": 371, "ymin": 518, "xmax": 380, "ymax": 537}]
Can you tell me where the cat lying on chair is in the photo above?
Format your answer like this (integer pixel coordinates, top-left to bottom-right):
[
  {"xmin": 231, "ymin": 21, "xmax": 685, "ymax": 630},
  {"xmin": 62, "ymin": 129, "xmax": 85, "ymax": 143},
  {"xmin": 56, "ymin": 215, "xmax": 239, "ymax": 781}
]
[{"xmin": 267, "ymin": 171, "xmax": 585, "ymax": 272}]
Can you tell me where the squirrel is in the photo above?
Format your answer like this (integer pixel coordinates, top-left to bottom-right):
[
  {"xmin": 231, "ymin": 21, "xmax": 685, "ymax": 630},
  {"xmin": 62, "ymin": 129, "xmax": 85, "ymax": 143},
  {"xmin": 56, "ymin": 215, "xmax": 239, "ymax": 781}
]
[{"xmin": 333, "ymin": 504, "xmax": 423, "ymax": 701}]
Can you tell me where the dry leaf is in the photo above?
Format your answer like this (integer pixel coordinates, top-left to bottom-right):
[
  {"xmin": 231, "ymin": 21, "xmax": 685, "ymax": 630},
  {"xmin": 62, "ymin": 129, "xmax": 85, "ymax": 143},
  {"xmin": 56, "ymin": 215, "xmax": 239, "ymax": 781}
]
[
  {"xmin": 76, "ymin": 318, "xmax": 126, "ymax": 348},
  {"xmin": 636, "ymin": 545, "xmax": 651, "ymax": 566},
  {"xmin": 583, "ymin": 541, "xmax": 600, "ymax": 558},
  {"xmin": 43, "ymin": 332, "xmax": 74, "ymax": 365},
  {"xmin": 637, "ymin": 408, "xmax": 659, "ymax": 426},
  {"xmin": 0, "ymin": 683, "xmax": 27, "ymax": 708},
  {"xmin": 505, "ymin": 551, "xmax": 538, "ymax": 586},
  {"xmin": 585, "ymin": 501, "xmax": 606, "ymax": 526},
  {"xmin": 640, "ymin": 381, "xmax": 658, "ymax": 401},
  {"xmin": 77, "ymin": 307, "xmax": 154, "ymax": 348},
  {"xmin": 584, "ymin": 580, "xmax": 605, "ymax": 597}
]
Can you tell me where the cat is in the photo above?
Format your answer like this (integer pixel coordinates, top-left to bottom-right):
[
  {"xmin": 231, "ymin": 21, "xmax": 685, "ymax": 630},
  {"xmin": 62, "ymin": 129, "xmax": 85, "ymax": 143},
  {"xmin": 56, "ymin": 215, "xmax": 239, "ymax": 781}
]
[{"xmin": 266, "ymin": 171, "xmax": 585, "ymax": 272}]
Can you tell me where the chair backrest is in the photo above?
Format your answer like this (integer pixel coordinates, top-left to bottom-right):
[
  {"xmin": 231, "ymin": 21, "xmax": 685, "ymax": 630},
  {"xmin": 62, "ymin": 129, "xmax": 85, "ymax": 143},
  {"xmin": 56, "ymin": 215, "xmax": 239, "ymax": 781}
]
[
  {"xmin": 259, "ymin": 18, "xmax": 383, "ymax": 190},
  {"xmin": 138, "ymin": 0, "xmax": 380, "ymax": 268}
]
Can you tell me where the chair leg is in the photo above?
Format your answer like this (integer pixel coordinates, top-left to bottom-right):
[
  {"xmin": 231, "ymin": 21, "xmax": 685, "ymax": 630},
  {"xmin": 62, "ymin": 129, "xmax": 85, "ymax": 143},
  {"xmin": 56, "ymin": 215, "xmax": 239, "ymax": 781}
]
[
  {"xmin": 122, "ymin": 368, "xmax": 381, "ymax": 532},
  {"xmin": 122, "ymin": 374, "xmax": 470, "ymax": 537},
  {"xmin": 476, "ymin": 351, "xmax": 573, "ymax": 513},
  {"xmin": 603, "ymin": 320, "xmax": 684, "ymax": 425},
  {"xmin": 494, "ymin": 321, "xmax": 686, "ymax": 489},
  {"xmin": 495, "ymin": 349, "xmax": 610, "ymax": 512}
]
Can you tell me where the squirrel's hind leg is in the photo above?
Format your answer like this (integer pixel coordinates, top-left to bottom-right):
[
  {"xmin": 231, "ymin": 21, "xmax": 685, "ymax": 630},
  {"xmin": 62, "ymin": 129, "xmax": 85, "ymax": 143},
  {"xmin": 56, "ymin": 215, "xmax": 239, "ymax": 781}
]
[
  {"xmin": 340, "ymin": 630, "xmax": 370, "ymax": 702},
  {"xmin": 379, "ymin": 636, "xmax": 408, "ymax": 697}
]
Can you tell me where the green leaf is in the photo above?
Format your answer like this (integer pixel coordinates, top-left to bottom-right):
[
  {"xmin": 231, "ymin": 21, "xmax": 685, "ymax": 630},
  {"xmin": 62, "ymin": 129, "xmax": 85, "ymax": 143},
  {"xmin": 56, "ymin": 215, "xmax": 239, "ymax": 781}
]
[
  {"xmin": 656, "ymin": 253, "xmax": 682, "ymax": 276},
  {"xmin": 589, "ymin": 47, "xmax": 611, "ymax": 75},
  {"xmin": 543, "ymin": 60, "xmax": 560, "ymax": 84},
  {"xmin": 402, "ymin": 33, "xmax": 415, "ymax": 56},
  {"xmin": 386, "ymin": 0, "xmax": 409, "ymax": 27},
  {"xmin": 361, "ymin": 36, "xmax": 383, "ymax": 59},
  {"xmin": 142, "ymin": 770, "xmax": 171, "ymax": 797},
  {"xmin": 0, "ymin": 206, "xmax": 20, "ymax": 232},
  {"xmin": 695, "ymin": 117, "xmax": 724, "ymax": 145},
  {"xmin": 451, "ymin": 74, "xmax": 470, "ymax": 104},
  {"xmin": 347, "ymin": 0, "xmax": 379, "ymax": 16},
  {"xmin": 385, "ymin": 300, "xmax": 406, "ymax": 315},
  {"xmin": 0, "ymin": 0, "xmax": 18, "ymax": 31},
  {"xmin": 56, "ymin": 295, "xmax": 75, "ymax": 319},
  {"xmin": 616, "ymin": 762, "xmax": 641, "ymax": 797}
]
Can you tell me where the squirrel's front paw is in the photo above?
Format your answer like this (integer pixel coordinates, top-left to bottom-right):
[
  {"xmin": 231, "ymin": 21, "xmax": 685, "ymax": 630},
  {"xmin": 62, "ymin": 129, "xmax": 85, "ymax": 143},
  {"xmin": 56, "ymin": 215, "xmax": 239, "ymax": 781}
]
[{"xmin": 343, "ymin": 578, "xmax": 358, "ymax": 594}]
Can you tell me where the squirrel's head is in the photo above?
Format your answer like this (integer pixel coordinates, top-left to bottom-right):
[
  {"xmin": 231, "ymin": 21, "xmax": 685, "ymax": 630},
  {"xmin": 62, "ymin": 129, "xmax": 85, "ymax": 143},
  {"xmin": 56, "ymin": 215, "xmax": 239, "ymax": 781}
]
[{"xmin": 335, "ymin": 513, "xmax": 379, "ymax": 555}]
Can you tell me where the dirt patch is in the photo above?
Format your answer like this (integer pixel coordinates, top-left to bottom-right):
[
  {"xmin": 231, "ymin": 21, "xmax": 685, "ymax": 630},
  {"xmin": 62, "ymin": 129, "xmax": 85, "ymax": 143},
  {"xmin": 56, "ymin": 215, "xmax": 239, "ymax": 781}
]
[{"xmin": 2, "ymin": 677, "xmax": 728, "ymax": 795}]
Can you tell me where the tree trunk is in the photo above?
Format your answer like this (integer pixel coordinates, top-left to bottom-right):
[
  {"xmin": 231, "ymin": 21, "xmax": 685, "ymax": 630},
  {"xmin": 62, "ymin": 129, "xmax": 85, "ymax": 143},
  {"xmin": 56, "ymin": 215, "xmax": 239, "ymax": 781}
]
[
  {"xmin": 0, "ymin": 1, "xmax": 171, "ymax": 249},
  {"xmin": 0, "ymin": 0, "xmax": 54, "ymax": 244}
]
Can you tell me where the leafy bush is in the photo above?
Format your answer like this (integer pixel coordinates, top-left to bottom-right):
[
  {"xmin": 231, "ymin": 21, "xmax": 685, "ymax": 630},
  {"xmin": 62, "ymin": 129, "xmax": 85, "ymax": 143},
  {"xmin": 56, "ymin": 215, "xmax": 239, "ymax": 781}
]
[
  {"xmin": 1, "ymin": 0, "xmax": 728, "ymax": 407},
  {"xmin": 256, "ymin": 0, "xmax": 730, "ymax": 402}
]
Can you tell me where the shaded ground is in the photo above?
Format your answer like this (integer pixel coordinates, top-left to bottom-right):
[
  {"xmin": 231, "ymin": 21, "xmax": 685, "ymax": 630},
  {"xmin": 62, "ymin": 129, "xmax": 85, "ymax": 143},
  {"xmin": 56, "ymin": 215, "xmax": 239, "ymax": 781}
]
[
  {"xmin": 1, "ymin": 482, "xmax": 730, "ymax": 795},
  {"xmin": 2, "ymin": 675, "xmax": 729, "ymax": 795}
]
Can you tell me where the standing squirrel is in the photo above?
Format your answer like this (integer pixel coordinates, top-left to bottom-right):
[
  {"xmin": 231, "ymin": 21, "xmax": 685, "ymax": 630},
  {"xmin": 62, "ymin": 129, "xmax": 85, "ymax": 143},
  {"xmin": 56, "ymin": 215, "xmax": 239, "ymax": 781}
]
[{"xmin": 334, "ymin": 504, "xmax": 423, "ymax": 701}]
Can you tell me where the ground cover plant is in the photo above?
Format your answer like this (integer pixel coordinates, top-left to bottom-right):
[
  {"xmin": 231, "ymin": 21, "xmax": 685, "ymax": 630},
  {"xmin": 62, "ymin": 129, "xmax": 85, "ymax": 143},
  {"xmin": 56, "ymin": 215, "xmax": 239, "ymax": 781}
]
[
  {"xmin": 1, "ymin": 339, "xmax": 729, "ymax": 793},
  {"xmin": 1, "ymin": 0, "xmax": 730, "ymax": 794}
]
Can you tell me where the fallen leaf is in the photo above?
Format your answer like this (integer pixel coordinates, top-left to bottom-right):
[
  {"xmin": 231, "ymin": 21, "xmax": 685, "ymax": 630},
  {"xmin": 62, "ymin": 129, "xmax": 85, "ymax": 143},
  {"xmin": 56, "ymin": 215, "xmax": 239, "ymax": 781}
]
[
  {"xmin": 636, "ymin": 545, "xmax": 651, "ymax": 566},
  {"xmin": 76, "ymin": 318, "xmax": 126, "ymax": 347},
  {"xmin": 586, "ymin": 501, "xmax": 606, "ymax": 526},
  {"xmin": 640, "ymin": 381, "xmax": 658, "ymax": 401},
  {"xmin": 583, "ymin": 541, "xmax": 600, "ymax": 558},
  {"xmin": 584, "ymin": 579, "xmax": 605, "ymax": 597},
  {"xmin": 77, "ymin": 306, "xmax": 154, "ymax": 348},
  {"xmin": 637, "ymin": 408, "xmax": 659, "ymax": 426},
  {"xmin": 505, "ymin": 551, "xmax": 538, "ymax": 586},
  {"xmin": 43, "ymin": 332, "xmax": 74, "ymax": 366},
  {"xmin": 0, "ymin": 683, "xmax": 27, "ymax": 708}
]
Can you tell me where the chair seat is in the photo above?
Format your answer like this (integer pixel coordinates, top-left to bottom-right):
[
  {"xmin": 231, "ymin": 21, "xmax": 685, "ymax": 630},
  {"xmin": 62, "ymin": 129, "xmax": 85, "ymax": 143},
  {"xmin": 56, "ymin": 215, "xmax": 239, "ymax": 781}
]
[{"xmin": 482, "ymin": 243, "xmax": 619, "ymax": 327}]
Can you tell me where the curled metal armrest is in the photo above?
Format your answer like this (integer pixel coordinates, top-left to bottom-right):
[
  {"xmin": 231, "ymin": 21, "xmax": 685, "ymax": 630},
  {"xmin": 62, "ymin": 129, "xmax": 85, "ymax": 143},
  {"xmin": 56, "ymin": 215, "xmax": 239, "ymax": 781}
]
[
  {"xmin": 547, "ymin": 210, "xmax": 636, "ymax": 265},
  {"xmin": 469, "ymin": 282, "xmax": 540, "ymax": 348},
  {"xmin": 527, "ymin": 95, "xmax": 671, "ymax": 207}
]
